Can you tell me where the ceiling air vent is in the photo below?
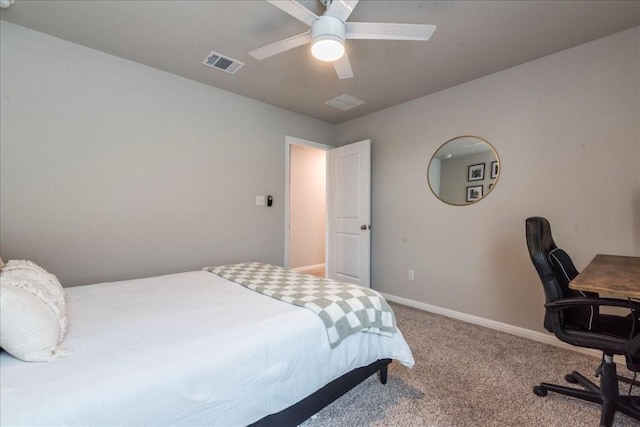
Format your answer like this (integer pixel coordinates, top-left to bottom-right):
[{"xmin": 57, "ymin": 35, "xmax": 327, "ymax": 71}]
[
  {"xmin": 202, "ymin": 51, "xmax": 245, "ymax": 75},
  {"xmin": 325, "ymin": 94, "xmax": 365, "ymax": 111}
]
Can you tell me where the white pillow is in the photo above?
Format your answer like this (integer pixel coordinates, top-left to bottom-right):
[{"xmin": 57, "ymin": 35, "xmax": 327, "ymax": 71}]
[
  {"xmin": 0, "ymin": 284, "xmax": 62, "ymax": 361},
  {"xmin": 0, "ymin": 260, "xmax": 67, "ymax": 362}
]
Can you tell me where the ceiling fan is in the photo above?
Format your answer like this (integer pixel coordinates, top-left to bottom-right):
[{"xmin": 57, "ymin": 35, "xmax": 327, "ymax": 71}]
[{"xmin": 248, "ymin": 0, "xmax": 436, "ymax": 79}]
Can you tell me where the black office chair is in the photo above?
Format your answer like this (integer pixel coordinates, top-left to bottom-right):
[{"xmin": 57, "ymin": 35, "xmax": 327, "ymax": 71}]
[{"xmin": 525, "ymin": 216, "xmax": 640, "ymax": 427}]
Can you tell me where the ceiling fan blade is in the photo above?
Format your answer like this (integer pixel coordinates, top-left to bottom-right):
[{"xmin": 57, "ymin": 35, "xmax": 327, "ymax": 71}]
[
  {"xmin": 325, "ymin": 0, "xmax": 359, "ymax": 22},
  {"xmin": 346, "ymin": 22, "xmax": 436, "ymax": 40},
  {"xmin": 333, "ymin": 53, "xmax": 354, "ymax": 80},
  {"xmin": 248, "ymin": 31, "xmax": 312, "ymax": 60},
  {"xmin": 267, "ymin": 0, "xmax": 318, "ymax": 26}
]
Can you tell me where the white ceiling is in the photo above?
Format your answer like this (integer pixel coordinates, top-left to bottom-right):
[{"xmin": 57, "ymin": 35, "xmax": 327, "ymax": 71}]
[{"xmin": 1, "ymin": 0, "xmax": 638, "ymax": 124}]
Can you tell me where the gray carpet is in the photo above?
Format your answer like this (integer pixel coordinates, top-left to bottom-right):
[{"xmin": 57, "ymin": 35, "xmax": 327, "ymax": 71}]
[{"xmin": 302, "ymin": 303, "xmax": 640, "ymax": 427}]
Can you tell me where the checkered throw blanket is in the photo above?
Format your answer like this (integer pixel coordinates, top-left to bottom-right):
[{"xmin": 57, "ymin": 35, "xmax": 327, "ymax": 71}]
[{"xmin": 203, "ymin": 262, "xmax": 397, "ymax": 348}]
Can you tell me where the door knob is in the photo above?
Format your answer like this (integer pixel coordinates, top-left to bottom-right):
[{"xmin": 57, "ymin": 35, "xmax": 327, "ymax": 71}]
[{"xmin": 360, "ymin": 225, "xmax": 370, "ymax": 230}]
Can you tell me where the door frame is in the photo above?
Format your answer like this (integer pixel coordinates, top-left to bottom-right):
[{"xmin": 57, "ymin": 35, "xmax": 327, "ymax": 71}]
[{"xmin": 284, "ymin": 136, "xmax": 333, "ymax": 269}]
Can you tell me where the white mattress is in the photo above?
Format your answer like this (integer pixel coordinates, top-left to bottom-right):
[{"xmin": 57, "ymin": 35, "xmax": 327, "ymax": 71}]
[{"xmin": 0, "ymin": 270, "xmax": 414, "ymax": 426}]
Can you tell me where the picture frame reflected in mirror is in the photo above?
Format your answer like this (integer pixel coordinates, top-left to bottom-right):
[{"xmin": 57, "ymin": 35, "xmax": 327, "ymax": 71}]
[
  {"xmin": 466, "ymin": 185, "xmax": 483, "ymax": 202},
  {"xmin": 468, "ymin": 163, "xmax": 485, "ymax": 181}
]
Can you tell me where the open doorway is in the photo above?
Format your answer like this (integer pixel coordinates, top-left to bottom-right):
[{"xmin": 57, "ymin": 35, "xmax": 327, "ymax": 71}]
[
  {"xmin": 285, "ymin": 137, "xmax": 372, "ymax": 286},
  {"xmin": 284, "ymin": 137, "xmax": 331, "ymax": 276}
]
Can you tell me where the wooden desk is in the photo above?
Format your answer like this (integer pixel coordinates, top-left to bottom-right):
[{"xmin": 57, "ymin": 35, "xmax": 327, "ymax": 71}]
[{"xmin": 570, "ymin": 254, "xmax": 640, "ymax": 299}]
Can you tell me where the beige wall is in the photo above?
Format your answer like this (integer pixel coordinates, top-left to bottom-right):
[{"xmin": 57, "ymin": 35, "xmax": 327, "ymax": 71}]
[
  {"xmin": 336, "ymin": 27, "xmax": 640, "ymax": 333},
  {"xmin": 289, "ymin": 144, "xmax": 326, "ymax": 268},
  {"xmin": 0, "ymin": 22, "xmax": 335, "ymax": 286}
]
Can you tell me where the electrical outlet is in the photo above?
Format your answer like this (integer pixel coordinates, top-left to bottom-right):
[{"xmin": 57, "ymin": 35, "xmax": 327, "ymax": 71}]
[{"xmin": 408, "ymin": 270, "xmax": 415, "ymax": 280}]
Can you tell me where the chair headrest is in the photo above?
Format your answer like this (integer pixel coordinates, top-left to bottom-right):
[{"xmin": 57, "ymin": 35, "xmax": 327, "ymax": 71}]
[{"xmin": 526, "ymin": 217, "xmax": 558, "ymax": 281}]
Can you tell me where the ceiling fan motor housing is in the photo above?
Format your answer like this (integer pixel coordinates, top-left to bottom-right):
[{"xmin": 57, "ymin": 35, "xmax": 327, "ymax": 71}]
[{"xmin": 311, "ymin": 16, "xmax": 346, "ymax": 61}]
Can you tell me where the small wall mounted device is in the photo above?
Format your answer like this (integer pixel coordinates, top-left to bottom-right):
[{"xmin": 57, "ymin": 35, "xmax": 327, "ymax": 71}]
[{"xmin": 267, "ymin": 195, "xmax": 273, "ymax": 207}]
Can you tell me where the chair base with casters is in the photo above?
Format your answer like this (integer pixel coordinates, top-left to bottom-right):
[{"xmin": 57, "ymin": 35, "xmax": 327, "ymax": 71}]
[{"xmin": 533, "ymin": 355, "xmax": 640, "ymax": 426}]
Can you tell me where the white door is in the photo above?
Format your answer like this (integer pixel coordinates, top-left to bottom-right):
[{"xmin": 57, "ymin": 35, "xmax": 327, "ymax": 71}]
[{"xmin": 326, "ymin": 139, "xmax": 371, "ymax": 287}]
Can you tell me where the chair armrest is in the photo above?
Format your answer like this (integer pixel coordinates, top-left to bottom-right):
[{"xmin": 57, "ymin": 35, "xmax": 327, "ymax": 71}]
[
  {"xmin": 546, "ymin": 298, "xmax": 640, "ymax": 357},
  {"xmin": 545, "ymin": 297, "xmax": 640, "ymax": 312}
]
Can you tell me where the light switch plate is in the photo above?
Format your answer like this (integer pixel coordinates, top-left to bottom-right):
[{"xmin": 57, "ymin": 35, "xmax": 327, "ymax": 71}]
[{"xmin": 256, "ymin": 195, "xmax": 265, "ymax": 206}]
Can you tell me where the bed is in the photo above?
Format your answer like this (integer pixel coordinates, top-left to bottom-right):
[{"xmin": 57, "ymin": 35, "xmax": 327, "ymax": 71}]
[{"xmin": 0, "ymin": 262, "xmax": 414, "ymax": 426}]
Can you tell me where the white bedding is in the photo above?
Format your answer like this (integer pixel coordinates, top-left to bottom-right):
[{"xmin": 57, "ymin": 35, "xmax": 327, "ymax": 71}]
[{"xmin": 0, "ymin": 270, "xmax": 414, "ymax": 426}]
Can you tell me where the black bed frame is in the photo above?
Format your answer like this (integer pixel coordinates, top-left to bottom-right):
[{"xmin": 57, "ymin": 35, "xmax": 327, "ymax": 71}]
[{"xmin": 249, "ymin": 358, "xmax": 392, "ymax": 427}]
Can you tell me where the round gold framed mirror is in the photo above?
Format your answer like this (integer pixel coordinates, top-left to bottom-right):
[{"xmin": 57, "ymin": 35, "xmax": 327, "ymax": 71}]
[{"xmin": 427, "ymin": 136, "xmax": 500, "ymax": 206}]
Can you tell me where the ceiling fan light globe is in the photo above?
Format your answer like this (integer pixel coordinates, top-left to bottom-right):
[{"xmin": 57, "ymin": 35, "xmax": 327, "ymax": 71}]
[{"xmin": 311, "ymin": 36, "xmax": 345, "ymax": 62}]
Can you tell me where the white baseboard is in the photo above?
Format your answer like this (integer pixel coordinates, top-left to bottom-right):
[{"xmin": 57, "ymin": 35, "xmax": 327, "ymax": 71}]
[
  {"xmin": 291, "ymin": 264, "xmax": 325, "ymax": 273},
  {"xmin": 381, "ymin": 292, "xmax": 609, "ymax": 361}
]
